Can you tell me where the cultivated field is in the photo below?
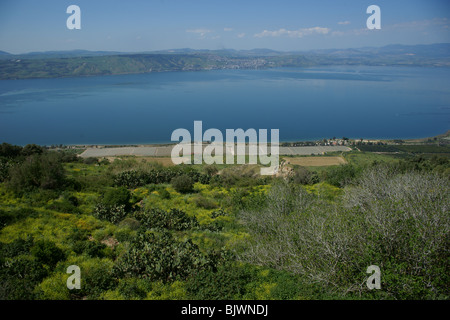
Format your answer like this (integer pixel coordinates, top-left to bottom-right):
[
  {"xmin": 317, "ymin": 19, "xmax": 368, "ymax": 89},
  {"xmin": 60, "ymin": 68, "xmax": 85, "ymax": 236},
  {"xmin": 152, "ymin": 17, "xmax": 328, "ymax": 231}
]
[
  {"xmin": 105, "ymin": 156, "xmax": 177, "ymax": 167},
  {"xmin": 282, "ymin": 156, "xmax": 347, "ymax": 167}
]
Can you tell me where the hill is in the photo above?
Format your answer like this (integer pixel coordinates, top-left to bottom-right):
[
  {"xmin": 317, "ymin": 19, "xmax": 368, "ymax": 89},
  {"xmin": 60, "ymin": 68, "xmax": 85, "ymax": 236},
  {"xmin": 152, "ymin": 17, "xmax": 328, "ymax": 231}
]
[{"xmin": 1, "ymin": 43, "xmax": 449, "ymax": 80}]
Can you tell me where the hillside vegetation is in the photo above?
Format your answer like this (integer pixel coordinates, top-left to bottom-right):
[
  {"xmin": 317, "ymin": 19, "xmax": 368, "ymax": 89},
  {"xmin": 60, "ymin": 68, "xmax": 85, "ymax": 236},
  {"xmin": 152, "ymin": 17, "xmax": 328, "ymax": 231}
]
[{"xmin": 0, "ymin": 142, "xmax": 449, "ymax": 300}]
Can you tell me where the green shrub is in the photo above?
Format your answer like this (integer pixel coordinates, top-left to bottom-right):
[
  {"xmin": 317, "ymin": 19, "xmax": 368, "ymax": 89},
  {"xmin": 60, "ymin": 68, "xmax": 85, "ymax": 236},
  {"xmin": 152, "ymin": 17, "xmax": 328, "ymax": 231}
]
[
  {"xmin": 72, "ymin": 240, "xmax": 108, "ymax": 258},
  {"xmin": 135, "ymin": 208, "xmax": 199, "ymax": 231},
  {"xmin": 7, "ymin": 153, "xmax": 66, "ymax": 193},
  {"xmin": 83, "ymin": 157, "xmax": 98, "ymax": 165},
  {"xmin": 322, "ymin": 164, "xmax": 359, "ymax": 187},
  {"xmin": 171, "ymin": 174, "xmax": 194, "ymax": 193},
  {"xmin": 34, "ymin": 272, "xmax": 72, "ymax": 300},
  {"xmin": 113, "ymin": 231, "xmax": 210, "ymax": 282},
  {"xmin": 0, "ymin": 236, "xmax": 34, "ymax": 258},
  {"xmin": 62, "ymin": 257, "xmax": 116, "ymax": 299},
  {"xmin": 21, "ymin": 144, "xmax": 44, "ymax": 156},
  {"xmin": 0, "ymin": 157, "xmax": 15, "ymax": 182},
  {"xmin": 118, "ymin": 217, "xmax": 141, "ymax": 230},
  {"xmin": 193, "ymin": 195, "xmax": 219, "ymax": 209},
  {"xmin": 116, "ymin": 278, "xmax": 152, "ymax": 299},
  {"xmin": 102, "ymin": 187, "xmax": 131, "ymax": 210},
  {"xmin": 211, "ymin": 209, "xmax": 227, "ymax": 219},
  {"xmin": 93, "ymin": 203, "xmax": 127, "ymax": 224},
  {"xmin": 113, "ymin": 170, "xmax": 147, "ymax": 188},
  {"xmin": 0, "ymin": 142, "xmax": 22, "ymax": 158},
  {"xmin": 45, "ymin": 198, "xmax": 80, "ymax": 214},
  {"xmin": 158, "ymin": 188, "xmax": 171, "ymax": 199},
  {"xmin": 186, "ymin": 263, "xmax": 257, "ymax": 300},
  {"xmin": 31, "ymin": 240, "xmax": 66, "ymax": 268},
  {"xmin": 290, "ymin": 166, "xmax": 319, "ymax": 185},
  {"xmin": 0, "ymin": 255, "xmax": 48, "ymax": 300}
]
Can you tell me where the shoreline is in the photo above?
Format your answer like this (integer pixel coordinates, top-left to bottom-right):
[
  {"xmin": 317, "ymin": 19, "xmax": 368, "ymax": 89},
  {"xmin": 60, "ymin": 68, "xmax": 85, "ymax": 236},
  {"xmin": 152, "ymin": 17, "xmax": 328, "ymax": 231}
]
[{"xmin": 44, "ymin": 130, "xmax": 450, "ymax": 150}]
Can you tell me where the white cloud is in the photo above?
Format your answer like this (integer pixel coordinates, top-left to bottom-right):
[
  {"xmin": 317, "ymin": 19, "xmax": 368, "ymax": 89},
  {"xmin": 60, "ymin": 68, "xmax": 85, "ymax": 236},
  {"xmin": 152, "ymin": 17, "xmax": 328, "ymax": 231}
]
[
  {"xmin": 186, "ymin": 28, "xmax": 212, "ymax": 37},
  {"xmin": 237, "ymin": 33, "xmax": 246, "ymax": 38},
  {"xmin": 338, "ymin": 21, "xmax": 351, "ymax": 25},
  {"xmin": 254, "ymin": 27, "xmax": 330, "ymax": 38},
  {"xmin": 388, "ymin": 17, "xmax": 449, "ymax": 30},
  {"xmin": 224, "ymin": 28, "xmax": 233, "ymax": 32},
  {"xmin": 331, "ymin": 31, "xmax": 345, "ymax": 36}
]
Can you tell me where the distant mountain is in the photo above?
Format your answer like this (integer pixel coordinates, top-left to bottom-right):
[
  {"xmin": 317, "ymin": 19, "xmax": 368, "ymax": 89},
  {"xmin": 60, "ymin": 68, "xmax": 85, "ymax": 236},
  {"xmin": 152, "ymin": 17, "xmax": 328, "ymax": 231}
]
[
  {"xmin": 0, "ymin": 49, "xmax": 125, "ymax": 60},
  {"xmin": 1, "ymin": 43, "xmax": 449, "ymax": 80},
  {"xmin": 303, "ymin": 43, "xmax": 450, "ymax": 59},
  {"xmin": 0, "ymin": 50, "xmax": 11, "ymax": 55}
]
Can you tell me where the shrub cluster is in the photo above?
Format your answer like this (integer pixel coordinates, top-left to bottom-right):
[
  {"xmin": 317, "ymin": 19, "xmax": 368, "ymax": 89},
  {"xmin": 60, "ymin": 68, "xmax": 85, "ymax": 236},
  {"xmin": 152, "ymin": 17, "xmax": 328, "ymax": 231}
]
[
  {"xmin": 93, "ymin": 203, "xmax": 127, "ymax": 224},
  {"xmin": 113, "ymin": 231, "xmax": 211, "ymax": 282},
  {"xmin": 239, "ymin": 167, "xmax": 450, "ymax": 299},
  {"xmin": 134, "ymin": 208, "xmax": 199, "ymax": 231},
  {"xmin": 113, "ymin": 167, "xmax": 210, "ymax": 188}
]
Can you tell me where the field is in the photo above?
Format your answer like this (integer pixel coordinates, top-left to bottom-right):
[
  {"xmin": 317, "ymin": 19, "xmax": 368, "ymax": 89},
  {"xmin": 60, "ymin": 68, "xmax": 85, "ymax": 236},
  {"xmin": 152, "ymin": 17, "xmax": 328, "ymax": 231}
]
[
  {"xmin": 105, "ymin": 156, "xmax": 177, "ymax": 167},
  {"xmin": 282, "ymin": 156, "xmax": 347, "ymax": 167}
]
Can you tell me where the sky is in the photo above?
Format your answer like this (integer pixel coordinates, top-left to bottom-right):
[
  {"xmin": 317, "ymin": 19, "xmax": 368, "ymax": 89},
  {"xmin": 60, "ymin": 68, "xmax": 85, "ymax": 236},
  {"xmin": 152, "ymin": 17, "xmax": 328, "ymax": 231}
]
[{"xmin": 1, "ymin": 0, "xmax": 450, "ymax": 54}]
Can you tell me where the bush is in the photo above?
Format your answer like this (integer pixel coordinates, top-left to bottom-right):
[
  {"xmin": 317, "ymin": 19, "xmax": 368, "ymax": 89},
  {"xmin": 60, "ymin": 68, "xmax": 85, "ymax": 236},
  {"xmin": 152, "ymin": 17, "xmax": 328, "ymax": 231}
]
[
  {"xmin": 322, "ymin": 164, "xmax": 359, "ymax": 187},
  {"xmin": 113, "ymin": 231, "xmax": 211, "ymax": 282},
  {"xmin": 0, "ymin": 255, "xmax": 48, "ymax": 300},
  {"xmin": 45, "ymin": 197, "xmax": 80, "ymax": 214},
  {"xmin": 239, "ymin": 168, "xmax": 450, "ymax": 299},
  {"xmin": 113, "ymin": 170, "xmax": 147, "ymax": 188},
  {"xmin": 158, "ymin": 188, "xmax": 171, "ymax": 199},
  {"xmin": 118, "ymin": 217, "xmax": 141, "ymax": 230},
  {"xmin": 290, "ymin": 166, "xmax": 319, "ymax": 185},
  {"xmin": 171, "ymin": 174, "xmax": 194, "ymax": 194},
  {"xmin": 83, "ymin": 157, "xmax": 98, "ymax": 165},
  {"xmin": 93, "ymin": 203, "xmax": 127, "ymax": 224},
  {"xmin": 31, "ymin": 240, "xmax": 66, "ymax": 268},
  {"xmin": 102, "ymin": 187, "xmax": 131, "ymax": 210},
  {"xmin": 0, "ymin": 142, "xmax": 22, "ymax": 158},
  {"xmin": 21, "ymin": 144, "xmax": 44, "ymax": 156},
  {"xmin": 113, "ymin": 167, "xmax": 210, "ymax": 188},
  {"xmin": 135, "ymin": 208, "xmax": 199, "ymax": 231},
  {"xmin": 0, "ymin": 158, "xmax": 15, "ymax": 182},
  {"xmin": 186, "ymin": 263, "xmax": 257, "ymax": 300},
  {"xmin": 34, "ymin": 272, "xmax": 72, "ymax": 300},
  {"xmin": 7, "ymin": 153, "xmax": 66, "ymax": 193},
  {"xmin": 72, "ymin": 240, "xmax": 108, "ymax": 258},
  {"xmin": 192, "ymin": 195, "xmax": 219, "ymax": 209},
  {"xmin": 60, "ymin": 257, "xmax": 116, "ymax": 299},
  {"xmin": 0, "ymin": 236, "xmax": 34, "ymax": 258},
  {"xmin": 116, "ymin": 278, "xmax": 152, "ymax": 299}
]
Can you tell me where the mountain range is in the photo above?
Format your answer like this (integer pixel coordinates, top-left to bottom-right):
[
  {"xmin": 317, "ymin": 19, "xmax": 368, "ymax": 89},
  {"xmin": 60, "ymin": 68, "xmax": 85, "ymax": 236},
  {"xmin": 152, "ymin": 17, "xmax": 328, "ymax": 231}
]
[{"xmin": 0, "ymin": 43, "xmax": 449, "ymax": 80}]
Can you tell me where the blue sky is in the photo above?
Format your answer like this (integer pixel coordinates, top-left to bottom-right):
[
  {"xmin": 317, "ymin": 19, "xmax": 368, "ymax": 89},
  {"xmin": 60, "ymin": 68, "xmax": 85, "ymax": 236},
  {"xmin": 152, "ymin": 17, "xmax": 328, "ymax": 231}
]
[{"xmin": 1, "ymin": 0, "xmax": 449, "ymax": 54}]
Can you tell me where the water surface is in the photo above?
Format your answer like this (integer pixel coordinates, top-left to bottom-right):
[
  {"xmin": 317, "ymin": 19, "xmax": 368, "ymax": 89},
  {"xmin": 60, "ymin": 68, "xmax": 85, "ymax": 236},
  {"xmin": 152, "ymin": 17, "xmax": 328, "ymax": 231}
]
[{"xmin": 0, "ymin": 66, "xmax": 449, "ymax": 145}]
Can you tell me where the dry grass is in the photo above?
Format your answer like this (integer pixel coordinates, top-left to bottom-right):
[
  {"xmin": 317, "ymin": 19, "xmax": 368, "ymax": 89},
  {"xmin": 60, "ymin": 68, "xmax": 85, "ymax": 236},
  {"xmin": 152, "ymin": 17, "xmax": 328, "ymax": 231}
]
[{"xmin": 282, "ymin": 156, "xmax": 347, "ymax": 167}]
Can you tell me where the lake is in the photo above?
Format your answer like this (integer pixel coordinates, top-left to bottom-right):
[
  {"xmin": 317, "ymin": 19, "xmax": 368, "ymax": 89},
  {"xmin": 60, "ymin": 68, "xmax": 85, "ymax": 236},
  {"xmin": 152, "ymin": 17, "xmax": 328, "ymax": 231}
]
[{"xmin": 0, "ymin": 66, "xmax": 449, "ymax": 146}]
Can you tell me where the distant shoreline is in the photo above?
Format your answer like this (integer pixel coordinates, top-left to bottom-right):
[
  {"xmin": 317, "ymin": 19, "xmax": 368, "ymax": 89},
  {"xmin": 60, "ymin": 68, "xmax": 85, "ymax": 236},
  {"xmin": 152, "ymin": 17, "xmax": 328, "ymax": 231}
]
[
  {"xmin": 44, "ymin": 130, "xmax": 449, "ymax": 150},
  {"xmin": 2, "ymin": 43, "xmax": 449, "ymax": 80}
]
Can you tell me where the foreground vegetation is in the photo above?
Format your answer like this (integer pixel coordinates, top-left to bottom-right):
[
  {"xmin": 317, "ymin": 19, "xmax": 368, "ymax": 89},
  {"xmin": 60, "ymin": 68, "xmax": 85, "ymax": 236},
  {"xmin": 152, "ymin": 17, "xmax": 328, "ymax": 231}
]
[{"xmin": 0, "ymin": 142, "xmax": 449, "ymax": 300}]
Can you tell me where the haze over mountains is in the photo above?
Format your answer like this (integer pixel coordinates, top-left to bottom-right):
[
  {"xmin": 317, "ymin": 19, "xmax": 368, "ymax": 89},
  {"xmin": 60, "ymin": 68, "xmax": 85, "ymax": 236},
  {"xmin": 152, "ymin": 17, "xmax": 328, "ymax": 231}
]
[{"xmin": 0, "ymin": 43, "xmax": 449, "ymax": 80}]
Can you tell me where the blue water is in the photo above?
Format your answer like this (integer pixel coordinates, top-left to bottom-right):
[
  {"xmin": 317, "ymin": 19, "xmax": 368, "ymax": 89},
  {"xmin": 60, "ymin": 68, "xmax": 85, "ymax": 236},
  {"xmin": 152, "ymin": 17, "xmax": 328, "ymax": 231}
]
[{"xmin": 0, "ymin": 66, "xmax": 449, "ymax": 146}]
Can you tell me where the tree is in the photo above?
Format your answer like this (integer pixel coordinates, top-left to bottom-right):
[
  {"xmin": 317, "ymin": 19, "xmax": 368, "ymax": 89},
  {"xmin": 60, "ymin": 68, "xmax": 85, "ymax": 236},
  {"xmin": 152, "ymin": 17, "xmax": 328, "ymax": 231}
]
[
  {"xmin": 21, "ymin": 144, "xmax": 44, "ymax": 156},
  {"xmin": 0, "ymin": 143, "xmax": 22, "ymax": 158}
]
